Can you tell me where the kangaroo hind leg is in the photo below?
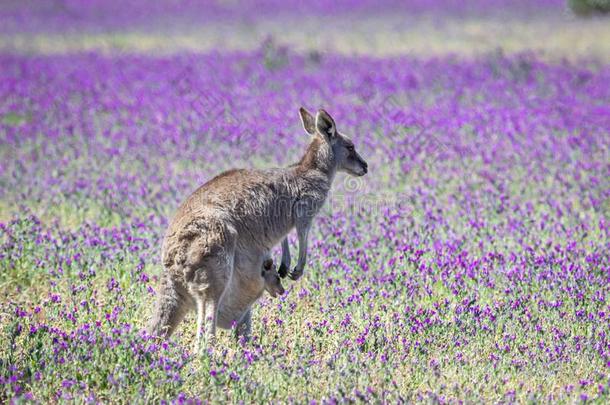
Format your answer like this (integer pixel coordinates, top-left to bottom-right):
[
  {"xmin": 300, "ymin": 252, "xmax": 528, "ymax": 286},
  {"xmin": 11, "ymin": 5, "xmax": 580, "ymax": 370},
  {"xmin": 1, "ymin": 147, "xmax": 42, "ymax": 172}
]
[
  {"xmin": 193, "ymin": 293, "xmax": 220, "ymax": 353},
  {"xmin": 189, "ymin": 233, "xmax": 236, "ymax": 353}
]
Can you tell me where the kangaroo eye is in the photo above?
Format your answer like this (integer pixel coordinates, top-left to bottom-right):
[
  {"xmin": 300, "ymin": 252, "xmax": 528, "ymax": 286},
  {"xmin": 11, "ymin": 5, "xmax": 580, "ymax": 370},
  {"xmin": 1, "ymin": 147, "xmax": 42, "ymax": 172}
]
[{"xmin": 347, "ymin": 145, "xmax": 355, "ymax": 152}]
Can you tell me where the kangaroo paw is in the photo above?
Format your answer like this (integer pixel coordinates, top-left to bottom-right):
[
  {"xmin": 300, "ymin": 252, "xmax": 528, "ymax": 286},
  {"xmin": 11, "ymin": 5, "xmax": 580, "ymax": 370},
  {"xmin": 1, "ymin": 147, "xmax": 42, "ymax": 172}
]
[
  {"xmin": 289, "ymin": 266, "xmax": 304, "ymax": 281},
  {"xmin": 278, "ymin": 262, "xmax": 289, "ymax": 278}
]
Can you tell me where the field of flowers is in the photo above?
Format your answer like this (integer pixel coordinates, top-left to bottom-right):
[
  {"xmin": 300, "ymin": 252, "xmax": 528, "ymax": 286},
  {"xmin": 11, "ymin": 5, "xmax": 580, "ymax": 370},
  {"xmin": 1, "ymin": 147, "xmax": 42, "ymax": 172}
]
[{"xmin": 1, "ymin": 1, "xmax": 609, "ymax": 403}]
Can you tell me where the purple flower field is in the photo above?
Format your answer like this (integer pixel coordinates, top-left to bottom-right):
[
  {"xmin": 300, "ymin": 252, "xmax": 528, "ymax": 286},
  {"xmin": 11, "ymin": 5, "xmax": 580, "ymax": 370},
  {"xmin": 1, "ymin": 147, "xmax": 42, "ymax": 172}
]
[
  {"xmin": 1, "ymin": 2, "xmax": 609, "ymax": 403},
  {"xmin": 0, "ymin": 0, "xmax": 565, "ymax": 34}
]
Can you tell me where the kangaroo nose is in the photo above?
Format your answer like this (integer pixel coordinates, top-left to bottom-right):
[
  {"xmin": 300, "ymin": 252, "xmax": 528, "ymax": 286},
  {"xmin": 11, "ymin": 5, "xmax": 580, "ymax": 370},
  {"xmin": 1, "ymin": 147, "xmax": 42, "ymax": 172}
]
[{"xmin": 362, "ymin": 162, "xmax": 368, "ymax": 174}]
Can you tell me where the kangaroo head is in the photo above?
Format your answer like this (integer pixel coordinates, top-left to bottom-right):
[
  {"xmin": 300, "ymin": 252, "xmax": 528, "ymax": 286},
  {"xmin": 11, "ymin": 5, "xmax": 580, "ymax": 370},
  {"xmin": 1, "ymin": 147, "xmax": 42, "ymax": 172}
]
[
  {"xmin": 261, "ymin": 258, "xmax": 285, "ymax": 298},
  {"xmin": 299, "ymin": 107, "xmax": 368, "ymax": 177}
]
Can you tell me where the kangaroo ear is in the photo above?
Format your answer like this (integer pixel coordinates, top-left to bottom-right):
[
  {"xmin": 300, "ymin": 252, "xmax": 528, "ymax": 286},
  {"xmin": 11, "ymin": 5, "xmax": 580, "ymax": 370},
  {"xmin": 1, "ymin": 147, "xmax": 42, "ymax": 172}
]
[
  {"xmin": 299, "ymin": 107, "xmax": 316, "ymax": 135},
  {"xmin": 315, "ymin": 109, "xmax": 336, "ymax": 140}
]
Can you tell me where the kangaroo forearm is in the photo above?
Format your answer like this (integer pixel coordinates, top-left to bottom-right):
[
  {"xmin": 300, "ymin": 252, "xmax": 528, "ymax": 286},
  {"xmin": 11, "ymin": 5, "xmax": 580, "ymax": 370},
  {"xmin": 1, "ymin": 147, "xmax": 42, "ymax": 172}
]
[
  {"xmin": 290, "ymin": 225, "xmax": 309, "ymax": 280},
  {"xmin": 281, "ymin": 238, "xmax": 291, "ymax": 266},
  {"xmin": 279, "ymin": 238, "xmax": 291, "ymax": 277},
  {"xmin": 296, "ymin": 242, "xmax": 307, "ymax": 269},
  {"xmin": 296, "ymin": 254, "xmax": 307, "ymax": 272}
]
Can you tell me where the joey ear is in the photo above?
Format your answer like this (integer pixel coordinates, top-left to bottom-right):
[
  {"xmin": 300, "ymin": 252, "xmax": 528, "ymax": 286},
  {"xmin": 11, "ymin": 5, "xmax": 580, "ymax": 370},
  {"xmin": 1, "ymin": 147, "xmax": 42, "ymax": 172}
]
[
  {"xmin": 299, "ymin": 107, "xmax": 316, "ymax": 135},
  {"xmin": 315, "ymin": 109, "xmax": 336, "ymax": 140}
]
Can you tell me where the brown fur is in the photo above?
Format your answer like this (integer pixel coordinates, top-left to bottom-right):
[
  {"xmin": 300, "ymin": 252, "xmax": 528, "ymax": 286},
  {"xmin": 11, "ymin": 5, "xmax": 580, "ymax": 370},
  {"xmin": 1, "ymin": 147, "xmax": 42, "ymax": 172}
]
[{"xmin": 148, "ymin": 108, "xmax": 367, "ymax": 351}]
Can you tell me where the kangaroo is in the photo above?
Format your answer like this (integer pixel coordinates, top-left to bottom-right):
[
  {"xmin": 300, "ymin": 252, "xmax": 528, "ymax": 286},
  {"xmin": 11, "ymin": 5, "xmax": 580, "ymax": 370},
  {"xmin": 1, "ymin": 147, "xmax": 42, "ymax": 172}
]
[
  {"xmin": 261, "ymin": 256, "xmax": 285, "ymax": 299},
  {"xmin": 148, "ymin": 108, "xmax": 368, "ymax": 351},
  {"xmin": 222, "ymin": 253, "xmax": 285, "ymax": 341}
]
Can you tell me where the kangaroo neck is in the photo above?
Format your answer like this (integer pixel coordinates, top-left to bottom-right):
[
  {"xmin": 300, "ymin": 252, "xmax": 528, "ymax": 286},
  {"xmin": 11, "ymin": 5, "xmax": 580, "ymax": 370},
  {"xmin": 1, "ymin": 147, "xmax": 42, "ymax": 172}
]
[{"xmin": 295, "ymin": 137, "xmax": 336, "ymax": 184}]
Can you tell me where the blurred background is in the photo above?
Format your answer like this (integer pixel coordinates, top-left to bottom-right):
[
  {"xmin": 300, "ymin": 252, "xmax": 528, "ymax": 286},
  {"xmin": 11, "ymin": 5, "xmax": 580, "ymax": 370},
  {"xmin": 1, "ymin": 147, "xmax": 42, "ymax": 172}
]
[
  {"xmin": 1, "ymin": 1, "xmax": 609, "ymax": 403},
  {"xmin": 1, "ymin": 0, "xmax": 609, "ymax": 59}
]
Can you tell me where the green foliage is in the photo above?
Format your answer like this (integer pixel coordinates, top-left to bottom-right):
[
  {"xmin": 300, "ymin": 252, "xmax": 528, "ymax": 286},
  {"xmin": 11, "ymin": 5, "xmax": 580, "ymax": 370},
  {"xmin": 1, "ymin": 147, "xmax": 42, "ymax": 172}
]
[{"xmin": 569, "ymin": 0, "xmax": 610, "ymax": 14}]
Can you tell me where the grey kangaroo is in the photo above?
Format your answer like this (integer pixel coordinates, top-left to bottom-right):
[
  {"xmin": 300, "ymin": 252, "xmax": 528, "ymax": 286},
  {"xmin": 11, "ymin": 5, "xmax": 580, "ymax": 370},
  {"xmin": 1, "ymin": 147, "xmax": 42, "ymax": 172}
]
[{"xmin": 148, "ymin": 108, "xmax": 368, "ymax": 351}]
